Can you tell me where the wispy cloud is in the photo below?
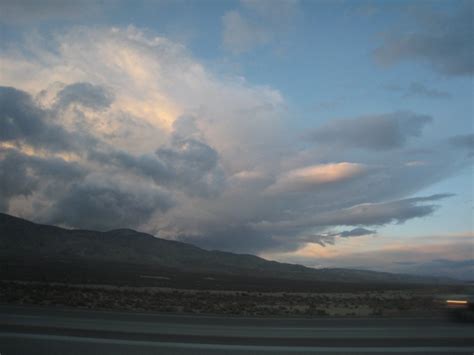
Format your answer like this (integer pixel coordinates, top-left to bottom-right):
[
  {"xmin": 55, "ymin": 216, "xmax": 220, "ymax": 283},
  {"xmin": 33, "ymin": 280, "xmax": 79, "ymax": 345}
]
[
  {"xmin": 265, "ymin": 163, "xmax": 368, "ymax": 195},
  {"xmin": 308, "ymin": 111, "xmax": 432, "ymax": 150},
  {"xmin": 222, "ymin": 0, "xmax": 300, "ymax": 54},
  {"xmin": 383, "ymin": 82, "xmax": 451, "ymax": 99},
  {"xmin": 449, "ymin": 134, "xmax": 474, "ymax": 150},
  {"xmin": 374, "ymin": 2, "xmax": 474, "ymax": 76},
  {"xmin": 0, "ymin": 0, "xmax": 103, "ymax": 24}
]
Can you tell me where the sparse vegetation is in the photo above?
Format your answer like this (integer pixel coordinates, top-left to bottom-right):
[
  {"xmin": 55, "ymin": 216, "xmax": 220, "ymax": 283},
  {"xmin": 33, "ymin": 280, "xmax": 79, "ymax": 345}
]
[{"xmin": 0, "ymin": 280, "xmax": 447, "ymax": 317}]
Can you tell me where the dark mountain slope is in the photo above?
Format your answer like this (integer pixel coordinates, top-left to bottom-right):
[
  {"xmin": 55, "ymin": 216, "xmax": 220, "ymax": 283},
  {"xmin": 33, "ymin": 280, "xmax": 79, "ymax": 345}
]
[{"xmin": 0, "ymin": 213, "xmax": 452, "ymax": 284}]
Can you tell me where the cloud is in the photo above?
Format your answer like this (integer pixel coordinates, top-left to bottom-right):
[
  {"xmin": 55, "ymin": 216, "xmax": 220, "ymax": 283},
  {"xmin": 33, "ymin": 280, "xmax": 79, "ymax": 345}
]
[
  {"xmin": 339, "ymin": 241, "xmax": 474, "ymax": 279},
  {"xmin": 241, "ymin": 0, "xmax": 299, "ymax": 21},
  {"xmin": 178, "ymin": 225, "xmax": 373, "ymax": 255},
  {"xmin": 265, "ymin": 162, "xmax": 368, "ymax": 195},
  {"xmin": 308, "ymin": 111, "xmax": 432, "ymax": 150},
  {"xmin": 374, "ymin": 3, "xmax": 474, "ymax": 76},
  {"xmin": 270, "ymin": 233, "xmax": 474, "ymax": 279},
  {"xmin": 339, "ymin": 227, "xmax": 376, "ymax": 238},
  {"xmin": 0, "ymin": 26, "xmax": 468, "ymax": 257},
  {"xmin": 88, "ymin": 117, "xmax": 225, "ymax": 198},
  {"xmin": 253, "ymin": 194, "xmax": 452, "ymax": 235},
  {"xmin": 156, "ymin": 137, "xmax": 224, "ymax": 197},
  {"xmin": 0, "ymin": 86, "xmax": 75, "ymax": 152},
  {"xmin": 222, "ymin": 11, "xmax": 269, "ymax": 54},
  {"xmin": 448, "ymin": 134, "xmax": 474, "ymax": 150},
  {"xmin": 1, "ymin": 26, "xmax": 287, "ymax": 165},
  {"xmin": 155, "ymin": 117, "xmax": 225, "ymax": 197},
  {"xmin": 222, "ymin": 0, "xmax": 299, "ymax": 54},
  {"xmin": 311, "ymin": 194, "xmax": 452, "ymax": 226},
  {"xmin": 0, "ymin": 150, "xmax": 38, "ymax": 211},
  {"xmin": 0, "ymin": 0, "xmax": 102, "ymax": 24},
  {"xmin": 383, "ymin": 82, "xmax": 451, "ymax": 99},
  {"xmin": 55, "ymin": 82, "xmax": 114, "ymax": 111},
  {"xmin": 46, "ymin": 174, "xmax": 173, "ymax": 231},
  {"xmin": 299, "ymin": 227, "xmax": 376, "ymax": 247},
  {"xmin": 0, "ymin": 148, "xmax": 85, "ymax": 212},
  {"xmin": 0, "ymin": 26, "xmax": 287, "ymax": 234}
]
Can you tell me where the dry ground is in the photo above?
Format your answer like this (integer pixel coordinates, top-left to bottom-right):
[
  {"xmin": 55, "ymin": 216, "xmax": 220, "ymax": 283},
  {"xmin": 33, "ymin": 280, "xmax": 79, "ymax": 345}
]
[{"xmin": 0, "ymin": 280, "xmax": 447, "ymax": 317}]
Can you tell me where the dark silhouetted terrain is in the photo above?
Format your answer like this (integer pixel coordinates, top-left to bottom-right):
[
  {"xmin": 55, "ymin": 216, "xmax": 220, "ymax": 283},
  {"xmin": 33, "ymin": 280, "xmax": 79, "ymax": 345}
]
[
  {"xmin": 0, "ymin": 213, "xmax": 456, "ymax": 290},
  {"xmin": 2, "ymin": 213, "xmax": 468, "ymax": 318}
]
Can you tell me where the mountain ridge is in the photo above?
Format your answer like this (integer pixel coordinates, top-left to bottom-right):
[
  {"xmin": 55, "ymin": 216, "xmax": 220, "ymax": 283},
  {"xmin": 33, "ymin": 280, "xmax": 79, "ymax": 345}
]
[{"xmin": 0, "ymin": 213, "xmax": 455, "ymax": 285}]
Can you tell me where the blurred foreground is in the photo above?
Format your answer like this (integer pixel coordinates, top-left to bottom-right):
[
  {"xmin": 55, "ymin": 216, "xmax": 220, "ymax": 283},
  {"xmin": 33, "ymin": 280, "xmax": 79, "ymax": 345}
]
[
  {"xmin": 0, "ymin": 280, "xmax": 467, "ymax": 317},
  {"xmin": 1, "ymin": 304, "xmax": 473, "ymax": 355}
]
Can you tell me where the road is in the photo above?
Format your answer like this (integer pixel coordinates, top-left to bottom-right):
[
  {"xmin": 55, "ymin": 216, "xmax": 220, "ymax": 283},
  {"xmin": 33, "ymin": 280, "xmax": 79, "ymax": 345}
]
[{"xmin": 0, "ymin": 305, "xmax": 473, "ymax": 354}]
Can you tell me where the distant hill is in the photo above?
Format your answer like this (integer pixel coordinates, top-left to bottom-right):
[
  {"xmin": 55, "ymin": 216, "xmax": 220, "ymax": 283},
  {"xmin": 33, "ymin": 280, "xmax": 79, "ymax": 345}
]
[{"xmin": 0, "ymin": 213, "xmax": 454, "ymax": 285}]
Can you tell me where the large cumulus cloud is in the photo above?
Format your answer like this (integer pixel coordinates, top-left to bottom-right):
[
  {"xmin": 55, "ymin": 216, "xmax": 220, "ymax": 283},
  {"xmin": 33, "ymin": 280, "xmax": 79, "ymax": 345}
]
[
  {"xmin": 0, "ymin": 84, "xmax": 222, "ymax": 229},
  {"xmin": 0, "ymin": 26, "xmax": 470, "ymax": 256}
]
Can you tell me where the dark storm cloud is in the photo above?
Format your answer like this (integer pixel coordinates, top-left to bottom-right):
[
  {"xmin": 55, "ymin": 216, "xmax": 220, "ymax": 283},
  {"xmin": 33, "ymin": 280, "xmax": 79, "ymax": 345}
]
[
  {"xmin": 47, "ymin": 177, "xmax": 174, "ymax": 231},
  {"xmin": 156, "ymin": 137, "xmax": 224, "ymax": 197},
  {"xmin": 27, "ymin": 155, "xmax": 85, "ymax": 180},
  {"xmin": 161, "ymin": 116, "xmax": 225, "ymax": 197},
  {"xmin": 89, "ymin": 139, "xmax": 224, "ymax": 198},
  {"xmin": 0, "ymin": 83, "xmax": 225, "ymax": 232},
  {"xmin": 157, "ymin": 138, "xmax": 218, "ymax": 173},
  {"xmin": 383, "ymin": 82, "xmax": 451, "ymax": 99},
  {"xmin": 308, "ymin": 111, "xmax": 432, "ymax": 150},
  {"xmin": 89, "ymin": 118, "xmax": 225, "ymax": 198},
  {"xmin": 55, "ymin": 82, "xmax": 114, "ymax": 110},
  {"xmin": 374, "ymin": 3, "xmax": 473, "ymax": 76},
  {"xmin": 88, "ymin": 149, "xmax": 170, "ymax": 181},
  {"xmin": 0, "ymin": 86, "xmax": 73, "ymax": 151},
  {"xmin": 0, "ymin": 147, "xmax": 85, "ymax": 182},
  {"xmin": 0, "ymin": 150, "xmax": 38, "ymax": 211},
  {"xmin": 448, "ymin": 134, "xmax": 474, "ymax": 150},
  {"xmin": 0, "ymin": 83, "xmax": 176, "ymax": 229},
  {"xmin": 0, "ymin": 148, "xmax": 85, "ymax": 212}
]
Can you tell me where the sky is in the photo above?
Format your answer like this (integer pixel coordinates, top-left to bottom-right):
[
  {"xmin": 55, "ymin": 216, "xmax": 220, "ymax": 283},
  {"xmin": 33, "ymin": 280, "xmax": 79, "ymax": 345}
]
[{"xmin": 0, "ymin": 0, "xmax": 472, "ymax": 279}]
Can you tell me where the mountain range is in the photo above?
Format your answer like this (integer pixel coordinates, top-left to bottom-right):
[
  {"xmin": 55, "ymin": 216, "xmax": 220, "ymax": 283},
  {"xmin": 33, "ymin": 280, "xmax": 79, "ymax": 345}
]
[{"xmin": 0, "ymin": 213, "xmax": 455, "ymax": 286}]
